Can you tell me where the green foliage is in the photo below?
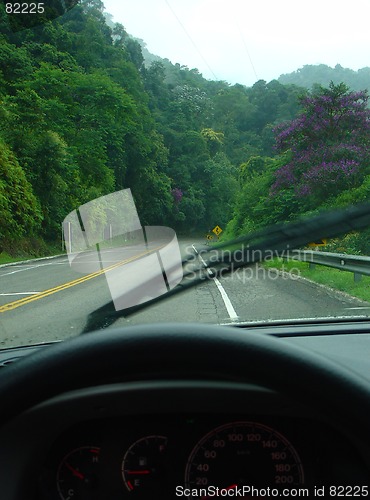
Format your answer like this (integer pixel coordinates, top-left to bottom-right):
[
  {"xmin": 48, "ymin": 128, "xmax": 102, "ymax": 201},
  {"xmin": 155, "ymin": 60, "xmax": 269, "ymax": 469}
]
[
  {"xmin": 0, "ymin": 139, "xmax": 42, "ymax": 243},
  {"xmin": 239, "ymin": 156, "xmax": 266, "ymax": 184},
  {"xmin": 201, "ymin": 128, "xmax": 224, "ymax": 156},
  {"xmin": 225, "ymin": 82, "xmax": 370, "ymax": 258},
  {"xmin": 2, "ymin": 0, "xmax": 368, "ymax": 260},
  {"xmin": 202, "ymin": 153, "xmax": 238, "ymax": 227},
  {"xmin": 0, "ymin": 40, "xmax": 33, "ymax": 88},
  {"xmin": 228, "ymin": 156, "xmax": 284, "ymax": 236},
  {"xmin": 0, "ymin": 0, "xmax": 308, "ymax": 249},
  {"xmin": 328, "ymin": 174, "xmax": 370, "ymax": 207},
  {"xmin": 319, "ymin": 175, "xmax": 370, "ymax": 255}
]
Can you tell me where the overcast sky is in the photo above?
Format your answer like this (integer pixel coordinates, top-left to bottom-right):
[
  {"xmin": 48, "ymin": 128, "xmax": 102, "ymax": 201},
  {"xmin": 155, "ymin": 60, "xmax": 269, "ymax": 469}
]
[{"xmin": 102, "ymin": 0, "xmax": 370, "ymax": 87}]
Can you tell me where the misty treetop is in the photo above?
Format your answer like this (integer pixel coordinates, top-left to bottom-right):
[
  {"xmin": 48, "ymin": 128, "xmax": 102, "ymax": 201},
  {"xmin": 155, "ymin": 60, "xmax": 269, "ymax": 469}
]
[{"xmin": 278, "ymin": 64, "xmax": 370, "ymax": 93}]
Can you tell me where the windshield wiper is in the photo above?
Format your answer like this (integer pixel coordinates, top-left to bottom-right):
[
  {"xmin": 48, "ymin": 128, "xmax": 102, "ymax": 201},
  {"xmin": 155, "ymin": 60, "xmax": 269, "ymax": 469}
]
[{"xmin": 82, "ymin": 202, "xmax": 370, "ymax": 333}]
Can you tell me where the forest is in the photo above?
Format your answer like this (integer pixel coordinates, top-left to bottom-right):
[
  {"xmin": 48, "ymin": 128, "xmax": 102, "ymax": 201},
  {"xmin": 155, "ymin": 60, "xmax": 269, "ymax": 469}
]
[
  {"xmin": 278, "ymin": 63, "xmax": 370, "ymax": 92},
  {"xmin": 0, "ymin": 0, "xmax": 369, "ymax": 256}
]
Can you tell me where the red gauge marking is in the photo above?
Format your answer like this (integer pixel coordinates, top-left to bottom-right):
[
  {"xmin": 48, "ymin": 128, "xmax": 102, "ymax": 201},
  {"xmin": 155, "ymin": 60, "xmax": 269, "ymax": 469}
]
[
  {"xmin": 127, "ymin": 480, "xmax": 134, "ymax": 491},
  {"xmin": 65, "ymin": 462, "xmax": 85, "ymax": 480},
  {"xmin": 126, "ymin": 470, "xmax": 151, "ymax": 475}
]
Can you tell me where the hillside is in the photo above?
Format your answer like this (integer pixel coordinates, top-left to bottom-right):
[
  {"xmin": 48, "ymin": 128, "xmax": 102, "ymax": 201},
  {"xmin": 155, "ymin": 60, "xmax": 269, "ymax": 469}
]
[
  {"xmin": 278, "ymin": 64, "xmax": 370, "ymax": 92},
  {"xmin": 0, "ymin": 0, "xmax": 304, "ymax": 253},
  {"xmin": 1, "ymin": 1, "xmax": 370, "ymax": 258}
]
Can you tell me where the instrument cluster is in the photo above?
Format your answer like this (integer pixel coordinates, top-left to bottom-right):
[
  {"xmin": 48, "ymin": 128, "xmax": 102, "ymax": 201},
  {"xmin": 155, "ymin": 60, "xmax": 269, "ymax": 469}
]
[{"xmin": 37, "ymin": 413, "xmax": 369, "ymax": 499}]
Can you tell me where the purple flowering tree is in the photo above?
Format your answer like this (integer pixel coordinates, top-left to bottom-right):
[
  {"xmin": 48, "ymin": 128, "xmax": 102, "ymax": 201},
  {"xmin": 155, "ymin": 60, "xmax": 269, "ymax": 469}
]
[
  {"xmin": 271, "ymin": 82, "xmax": 370, "ymax": 202},
  {"xmin": 171, "ymin": 187, "xmax": 183, "ymax": 205}
]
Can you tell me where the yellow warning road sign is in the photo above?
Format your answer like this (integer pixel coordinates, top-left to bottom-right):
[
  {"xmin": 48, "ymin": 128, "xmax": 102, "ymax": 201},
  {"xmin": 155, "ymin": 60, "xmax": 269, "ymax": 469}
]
[
  {"xmin": 212, "ymin": 225, "xmax": 222, "ymax": 236},
  {"xmin": 308, "ymin": 238, "xmax": 327, "ymax": 247}
]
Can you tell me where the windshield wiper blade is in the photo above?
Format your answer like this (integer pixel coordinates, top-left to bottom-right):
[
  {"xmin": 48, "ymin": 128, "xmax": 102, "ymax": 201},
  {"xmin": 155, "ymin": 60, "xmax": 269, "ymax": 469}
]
[{"xmin": 82, "ymin": 201, "xmax": 370, "ymax": 333}]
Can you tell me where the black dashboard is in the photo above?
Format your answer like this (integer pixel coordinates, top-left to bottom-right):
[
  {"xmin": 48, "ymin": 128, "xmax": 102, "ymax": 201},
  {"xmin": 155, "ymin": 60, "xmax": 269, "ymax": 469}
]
[
  {"xmin": 0, "ymin": 321, "xmax": 369, "ymax": 499},
  {"xmin": 38, "ymin": 412, "xmax": 368, "ymax": 499}
]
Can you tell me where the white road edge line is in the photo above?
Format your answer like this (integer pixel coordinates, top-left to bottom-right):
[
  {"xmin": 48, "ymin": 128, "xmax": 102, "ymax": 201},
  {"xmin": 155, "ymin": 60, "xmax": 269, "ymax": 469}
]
[
  {"xmin": 0, "ymin": 292, "xmax": 40, "ymax": 296},
  {"xmin": 0, "ymin": 254, "xmax": 67, "ymax": 269},
  {"xmin": 192, "ymin": 245, "xmax": 238, "ymax": 321},
  {"xmin": 0, "ymin": 261, "xmax": 68, "ymax": 277},
  {"xmin": 1, "ymin": 266, "xmax": 35, "ymax": 276},
  {"xmin": 344, "ymin": 307, "xmax": 370, "ymax": 310}
]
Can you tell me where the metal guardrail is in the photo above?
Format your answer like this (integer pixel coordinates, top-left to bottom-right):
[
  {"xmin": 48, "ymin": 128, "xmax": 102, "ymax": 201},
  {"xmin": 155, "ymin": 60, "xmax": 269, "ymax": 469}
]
[{"xmin": 283, "ymin": 250, "xmax": 370, "ymax": 282}]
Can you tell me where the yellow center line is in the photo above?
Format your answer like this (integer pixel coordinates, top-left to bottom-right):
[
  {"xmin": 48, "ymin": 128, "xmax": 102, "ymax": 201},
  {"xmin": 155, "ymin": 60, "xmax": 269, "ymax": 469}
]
[{"xmin": 0, "ymin": 247, "xmax": 160, "ymax": 314}]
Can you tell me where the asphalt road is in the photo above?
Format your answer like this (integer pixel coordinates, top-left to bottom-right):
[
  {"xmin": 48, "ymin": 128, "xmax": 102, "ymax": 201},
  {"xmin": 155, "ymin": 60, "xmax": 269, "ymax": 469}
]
[{"xmin": 1, "ymin": 240, "xmax": 370, "ymax": 348}]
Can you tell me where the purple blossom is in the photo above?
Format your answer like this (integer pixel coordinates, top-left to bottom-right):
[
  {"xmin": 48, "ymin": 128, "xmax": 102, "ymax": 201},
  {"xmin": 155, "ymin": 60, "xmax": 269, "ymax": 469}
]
[
  {"xmin": 171, "ymin": 187, "xmax": 183, "ymax": 204},
  {"xmin": 302, "ymin": 160, "xmax": 359, "ymax": 183},
  {"xmin": 270, "ymin": 163, "xmax": 296, "ymax": 194},
  {"xmin": 297, "ymin": 184, "xmax": 311, "ymax": 196},
  {"xmin": 296, "ymin": 160, "xmax": 359, "ymax": 197},
  {"xmin": 271, "ymin": 83, "xmax": 370, "ymax": 199}
]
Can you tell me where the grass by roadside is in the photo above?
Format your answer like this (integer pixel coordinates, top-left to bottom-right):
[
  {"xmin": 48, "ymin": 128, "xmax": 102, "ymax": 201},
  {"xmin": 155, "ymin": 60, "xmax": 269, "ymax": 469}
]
[
  {"xmin": 0, "ymin": 249, "xmax": 65, "ymax": 265},
  {"xmin": 0, "ymin": 240, "xmax": 64, "ymax": 265},
  {"xmin": 263, "ymin": 257, "xmax": 370, "ymax": 303},
  {"xmin": 0, "ymin": 253, "xmax": 32, "ymax": 265}
]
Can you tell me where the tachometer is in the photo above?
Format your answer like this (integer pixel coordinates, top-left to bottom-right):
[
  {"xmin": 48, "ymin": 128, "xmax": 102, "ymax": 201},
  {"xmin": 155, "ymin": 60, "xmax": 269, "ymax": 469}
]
[{"xmin": 185, "ymin": 422, "xmax": 304, "ymax": 493}]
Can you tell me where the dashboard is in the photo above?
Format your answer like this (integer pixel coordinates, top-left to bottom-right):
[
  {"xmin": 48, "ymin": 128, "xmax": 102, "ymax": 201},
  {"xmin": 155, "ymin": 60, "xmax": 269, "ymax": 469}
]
[
  {"xmin": 38, "ymin": 413, "xmax": 368, "ymax": 499},
  {"xmin": 0, "ymin": 321, "xmax": 369, "ymax": 499}
]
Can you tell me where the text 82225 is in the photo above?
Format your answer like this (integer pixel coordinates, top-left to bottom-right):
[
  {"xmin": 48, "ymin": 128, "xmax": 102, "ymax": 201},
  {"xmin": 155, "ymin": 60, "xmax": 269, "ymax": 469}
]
[{"xmin": 5, "ymin": 3, "xmax": 45, "ymax": 14}]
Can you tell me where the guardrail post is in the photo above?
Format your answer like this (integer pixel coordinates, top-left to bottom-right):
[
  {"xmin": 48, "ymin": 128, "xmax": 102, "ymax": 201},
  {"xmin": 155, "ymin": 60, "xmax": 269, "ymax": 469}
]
[
  {"xmin": 285, "ymin": 249, "xmax": 370, "ymax": 282},
  {"xmin": 62, "ymin": 221, "xmax": 72, "ymax": 254},
  {"xmin": 354, "ymin": 272, "xmax": 362, "ymax": 283}
]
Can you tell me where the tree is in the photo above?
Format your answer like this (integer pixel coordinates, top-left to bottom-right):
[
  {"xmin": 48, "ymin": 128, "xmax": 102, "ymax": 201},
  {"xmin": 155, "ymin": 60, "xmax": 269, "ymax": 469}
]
[
  {"xmin": 202, "ymin": 153, "xmax": 238, "ymax": 227},
  {"xmin": 0, "ymin": 139, "xmax": 42, "ymax": 243},
  {"xmin": 0, "ymin": 40, "xmax": 33, "ymax": 89},
  {"xmin": 225, "ymin": 156, "xmax": 284, "ymax": 236},
  {"xmin": 272, "ymin": 82, "xmax": 370, "ymax": 206},
  {"xmin": 200, "ymin": 128, "xmax": 224, "ymax": 156}
]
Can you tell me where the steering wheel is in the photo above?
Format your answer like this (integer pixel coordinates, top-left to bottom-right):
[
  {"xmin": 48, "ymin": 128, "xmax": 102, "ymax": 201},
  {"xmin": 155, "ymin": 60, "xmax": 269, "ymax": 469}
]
[
  {"xmin": 0, "ymin": 323, "xmax": 369, "ymax": 499},
  {"xmin": 0, "ymin": 323, "xmax": 369, "ymax": 434}
]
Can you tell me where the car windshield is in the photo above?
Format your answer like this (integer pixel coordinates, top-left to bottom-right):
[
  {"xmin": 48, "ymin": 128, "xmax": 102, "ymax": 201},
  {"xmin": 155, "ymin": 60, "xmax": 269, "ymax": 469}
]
[{"xmin": 1, "ymin": 0, "xmax": 370, "ymax": 349}]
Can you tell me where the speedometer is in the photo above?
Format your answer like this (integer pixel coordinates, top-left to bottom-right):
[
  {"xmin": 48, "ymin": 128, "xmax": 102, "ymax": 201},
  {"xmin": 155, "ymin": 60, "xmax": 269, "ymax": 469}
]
[{"xmin": 185, "ymin": 421, "xmax": 304, "ymax": 492}]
